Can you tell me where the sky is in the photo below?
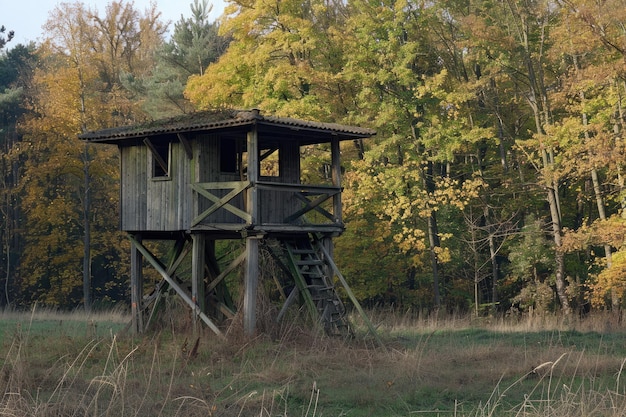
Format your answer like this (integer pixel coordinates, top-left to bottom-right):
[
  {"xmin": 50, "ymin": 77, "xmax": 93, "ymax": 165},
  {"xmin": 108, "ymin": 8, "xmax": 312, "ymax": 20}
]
[{"xmin": 3, "ymin": 0, "xmax": 227, "ymax": 47}]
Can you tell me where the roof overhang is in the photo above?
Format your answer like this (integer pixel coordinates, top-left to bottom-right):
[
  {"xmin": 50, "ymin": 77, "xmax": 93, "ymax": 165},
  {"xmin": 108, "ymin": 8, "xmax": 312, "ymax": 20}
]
[{"xmin": 79, "ymin": 109, "xmax": 376, "ymax": 146}]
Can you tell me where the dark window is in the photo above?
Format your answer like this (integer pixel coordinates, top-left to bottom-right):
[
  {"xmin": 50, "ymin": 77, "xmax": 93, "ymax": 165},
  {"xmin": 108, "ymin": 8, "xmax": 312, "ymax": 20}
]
[
  {"xmin": 220, "ymin": 138, "xmax": 238, "ymax": 173},
  {"xmin": 145, "ymin": 139, "xmax": 170, "ymax": 178}
]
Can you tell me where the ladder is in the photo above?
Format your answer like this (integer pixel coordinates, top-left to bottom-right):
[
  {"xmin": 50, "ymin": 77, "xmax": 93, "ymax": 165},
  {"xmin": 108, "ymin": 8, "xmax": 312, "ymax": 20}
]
[{"xmin": 282, "ymin": 236, "xmax": 351, "ymax": 337}]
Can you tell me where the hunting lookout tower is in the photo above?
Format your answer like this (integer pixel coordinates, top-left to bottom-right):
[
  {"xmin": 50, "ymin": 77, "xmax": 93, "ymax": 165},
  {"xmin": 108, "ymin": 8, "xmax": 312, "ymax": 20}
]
[{"xmin": 80, "ymin": 109, "xmax": 376, "ymax": 337}]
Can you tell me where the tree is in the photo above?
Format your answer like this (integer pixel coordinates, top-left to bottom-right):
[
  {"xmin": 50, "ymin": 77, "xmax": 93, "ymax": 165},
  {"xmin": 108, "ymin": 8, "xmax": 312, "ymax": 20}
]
[
  {"xmin": 341, "ymin": 0, "xmax": 493, "ymax": 308},
  {"xmin": 457, "ymin": 0, "xmax": 581, "ymax": 314},
  {"xmin": 507, "ymin": 215, "xmax": 556, "ymax": 313},
  {"xmin": 546, "ymin": 0, "xmax": 626, "ymax": 309},
  {"xmin": 181, "ymin": 0, "xmax": 626, "ymax": 314},
  {"xmin": 19, "ymin": 1, "xmax": 165, "ymax": 309},
  {"xmin": 0, "ymin": 26, "xmax": 14, "ymax": 50},
  {"xmin": 0, "ymin": 44, "xmax": 37, "ymax": 306},
  {"xmin": 124, "ymin": 0, "xmax": 230, "ymax": 118},
  {"xmin": 185, "ymin": 0, "xmax": 353, "ymax": 120}
]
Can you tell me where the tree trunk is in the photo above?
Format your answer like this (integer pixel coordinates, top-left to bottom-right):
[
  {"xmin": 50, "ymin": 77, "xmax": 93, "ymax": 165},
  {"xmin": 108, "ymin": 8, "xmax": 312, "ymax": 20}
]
[
  {"xmin": 616, "ymin": 81, "xmax": 626, "ymax": 218},
  {"xmin": 82, "ymin": 143, "xmax": 92, "ymax": 312},
  {"xmin": 544, "ymin": 161, "xmax": 571, "ymax": 315},
  {"xmin": 524, "ymin": 20, "xmax": 571, "ymax": 313},
  {"xmin": 428, "ymin": 211, "xmax": 441, "ymax": 308},
  {"xmin": 423, "ymin": 160, "xmax": 441, "ymax": 308},
  {"xmin": 488, "ymin": 229, "xmax": 499, "ymax": 308},
  {"xmin": 579, "ymin": 81, "xmax": 616, "ymax": 308}
]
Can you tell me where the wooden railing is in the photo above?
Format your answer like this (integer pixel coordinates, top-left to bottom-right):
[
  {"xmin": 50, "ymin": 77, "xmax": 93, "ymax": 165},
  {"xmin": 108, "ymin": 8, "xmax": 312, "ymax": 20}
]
[
  {"xmin": 191, "ymin": 181, "xmax": 251, "ymax": 227},
  {"xmin": 255, "ymin": 181, "xmax": 341, "ymax": 225},
  {"xmin": 191, "ymin": 180, "xmax": 342, "ymax": 228}
]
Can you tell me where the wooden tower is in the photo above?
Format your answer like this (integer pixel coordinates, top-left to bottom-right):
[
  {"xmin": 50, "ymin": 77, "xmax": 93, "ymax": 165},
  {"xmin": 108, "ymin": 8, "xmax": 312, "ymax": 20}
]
[{"xmin": 80, "ymin": 109, "xmax": 376, "ymax": 337}]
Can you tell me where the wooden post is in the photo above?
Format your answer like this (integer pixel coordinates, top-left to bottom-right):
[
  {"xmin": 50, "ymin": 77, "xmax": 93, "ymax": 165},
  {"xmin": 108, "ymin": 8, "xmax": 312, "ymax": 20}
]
[
  {"xmin": 247, "ymin": 124, "xmax": 259, "ymax": 224},
  {"xmin": 244, "ymin": 122, "xmax": 260, "ymax": 336},
  {"xmin": 321, "ymin": 235, "xmax": 334, "ymax": 281},
  {"xmin": 130, "ymin": 234, "xmax": 143, "ymax": 334},
  {"xmin": 192, "ymin": 233, "xmax": 206, "ymax": 329},
  {"xmin": 128, "ymin": 235, "xmax": 224, "ymax": 337},
  {"xmin": 331, "ymin": 136, "xmax": 342, "ymax": 224},
  {"xmin": 244, "ymin": 235, "xmax": 260, "ymax": 336}
]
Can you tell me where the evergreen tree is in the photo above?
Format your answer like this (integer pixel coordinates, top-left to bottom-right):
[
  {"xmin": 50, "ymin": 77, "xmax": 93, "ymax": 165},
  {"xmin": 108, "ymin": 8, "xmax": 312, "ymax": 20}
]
[
  {"xmin": 123, "ymin": 0, "xmax": 230, "ymax": 118},
  {"xmin": 0, "ymin": 44, "xmax": 37, "ymax": 306},
  {"xmin": 0, "ymin": 26, "xmax": 14, "ymax": 50}
]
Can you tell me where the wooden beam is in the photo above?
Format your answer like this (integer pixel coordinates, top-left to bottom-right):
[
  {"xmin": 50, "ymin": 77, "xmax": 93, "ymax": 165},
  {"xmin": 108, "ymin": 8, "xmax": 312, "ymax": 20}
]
[
  {"xmin": 255, "ymin": 181, "xmax": 340, "ymax": 193},
  {"xmin": 206, "ymin": 250, "xmax": 246, "ymax": 293},
  {"xmin": 128, "ymin": 235, "xmax": 224, "ymax": 338},
  {"xmin": 192, "ymin": 234, "xmax": 206, "ymax": 328},
  {"xmin": 289, "ymin": 193, "xmax": 335, "ymax": 223},
  {"xmin": 144, "ymin": 237, "xmax": 192, "ymax": 332},
  {"xmin": 177, "ymin": 133, "xmax": 193, "ymax": 159},
  {"xmin": 130, "ymin": 234, "xmax": 144, "ymax": 334},
  {"xmin": 191, "ymin": 182, "xmax": 252, "ymax": 226},
  {"xmin": 247, "ymin": 126, "xmax": 259, "ymax": 224},
  {"xmin": 276, "ymin": 287, "xmax": 299, "ymax": 323},
  {"xmin": 331, "ymin": 137, "xmax": 342, "ymax": 223},
  {"xmin": 143, "ymin": 138, "xmax": 169, "ymax": 175},
  {"xmin": 316, "ymin": 241, "xmax": 385, "ymax": 349},
  {"xmin": 259, "ymin": 146, "xmax": 278, "ymax": 162},
  {"xmin": 244, "ymin": 236, "xmax": 260, "ymax": 336}
]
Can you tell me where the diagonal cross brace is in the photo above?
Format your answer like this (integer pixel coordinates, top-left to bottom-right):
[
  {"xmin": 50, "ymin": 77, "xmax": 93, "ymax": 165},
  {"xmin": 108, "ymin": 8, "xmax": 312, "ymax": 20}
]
[
  {"xmin": 191, "ymin": 181, "xmax": 252, "ymax": 226},
  {"xmin": 128, "ymin": 235, "xmax": 224, "ymax": 338},
  {"xmin": 284, "ymin": 190, "xmax": 338, "ymax": 223}
]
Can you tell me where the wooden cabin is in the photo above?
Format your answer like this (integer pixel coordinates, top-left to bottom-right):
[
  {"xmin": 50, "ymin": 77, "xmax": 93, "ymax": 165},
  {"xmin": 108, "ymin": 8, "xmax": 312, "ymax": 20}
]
[{"xmin": 80, "ymin": 109, "xmax": 376, "ymax": 336}]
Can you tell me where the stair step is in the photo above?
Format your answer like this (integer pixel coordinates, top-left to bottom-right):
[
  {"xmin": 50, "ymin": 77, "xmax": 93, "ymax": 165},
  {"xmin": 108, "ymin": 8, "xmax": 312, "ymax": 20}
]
[
  {"xmin": 297, "ymin": 260, "xmax": 324, "ymax": 266},
  {"xmin": 283, "ymin": 236, "xmax": 351, "ymax": 337},
  {"xmin": 300, "ymin": 271, "xmax": 324, "ymax": 279},
  {"xmin": 310, "ymin": 292, "xmax": 334, "ymax": 299},
  {"xmin": 290, "ymin": 248, "xmax": 316, "ymax": 255}
]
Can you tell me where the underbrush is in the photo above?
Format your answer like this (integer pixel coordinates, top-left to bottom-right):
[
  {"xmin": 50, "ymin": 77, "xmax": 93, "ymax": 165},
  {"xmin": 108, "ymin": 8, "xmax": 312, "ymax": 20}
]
[{"xmin": 1, "ymin": 308, "xmax": 626, "ymax": 416}]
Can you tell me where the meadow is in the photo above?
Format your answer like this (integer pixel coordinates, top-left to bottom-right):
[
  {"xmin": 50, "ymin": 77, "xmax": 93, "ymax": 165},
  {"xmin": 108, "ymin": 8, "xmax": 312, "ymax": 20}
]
[{"xmin": 1, "ymin": 307, "xmax": 626, "ymax": 416}]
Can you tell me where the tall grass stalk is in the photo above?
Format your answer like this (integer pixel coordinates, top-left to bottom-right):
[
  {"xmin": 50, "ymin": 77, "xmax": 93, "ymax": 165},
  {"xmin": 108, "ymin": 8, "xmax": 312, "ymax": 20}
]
[{"xmin": 1, "ymin": 309, "xmax": 626, "ymax": 416}]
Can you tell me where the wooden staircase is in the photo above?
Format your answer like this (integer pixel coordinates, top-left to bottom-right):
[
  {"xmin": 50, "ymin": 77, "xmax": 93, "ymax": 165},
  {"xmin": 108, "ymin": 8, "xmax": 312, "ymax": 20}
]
[{"xmin": 280, "ymin": 235, "xmax": 352, "ymax": 337}]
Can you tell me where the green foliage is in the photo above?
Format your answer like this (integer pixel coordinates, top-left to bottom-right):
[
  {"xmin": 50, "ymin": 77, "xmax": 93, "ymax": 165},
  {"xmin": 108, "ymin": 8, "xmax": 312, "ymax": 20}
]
[
  {"xmin": 16, "ymin": 1, "xmax": 165, "ymax": 308},
  {"xmin": 123, "ymin": 0, "xmax": 230, "ymax": 118},
  {"xmin": 4, "ymin": 0, "xmax": 626, "ymax": 314},
  {"xmin": 181, "ymin": 0, "xmax": 626, "ymax": 313},
  {"xmin": 0, "ymin": 26, "xmax": 13, "ymax": 50},
  {"xmin": 185, "ymin": 0, "xmax": 352, "ymax": 119},
  {"xmin": 504, "ymin": 215, "xmax": 556, "ymax": 312}
]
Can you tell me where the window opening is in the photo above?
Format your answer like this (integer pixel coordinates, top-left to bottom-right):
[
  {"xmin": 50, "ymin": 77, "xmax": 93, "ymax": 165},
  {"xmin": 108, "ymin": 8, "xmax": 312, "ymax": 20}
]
[
  {"xmin": 220, "ymin": 138, "xmax": 238, "ymax": 173},
  {"xmin": 145, "ymin": 139, "xmax": 170, "ymax": 178},
  {"xmin": 260, "ymin": 147, "xmax": 280, "ymax": 177},
  {"xmin": 220, "ymin": 137, "xmax": 248, "ymax": 179}
]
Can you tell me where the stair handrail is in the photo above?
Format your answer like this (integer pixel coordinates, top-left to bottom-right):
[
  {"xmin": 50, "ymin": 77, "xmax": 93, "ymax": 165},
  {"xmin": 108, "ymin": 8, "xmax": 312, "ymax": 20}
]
[{"xmin": 314, "ymin": 238, "xmax": 385, "ymax": 349}]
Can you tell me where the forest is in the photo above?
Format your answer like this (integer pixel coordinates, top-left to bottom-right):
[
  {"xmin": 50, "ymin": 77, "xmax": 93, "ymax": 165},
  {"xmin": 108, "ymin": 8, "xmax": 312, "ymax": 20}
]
[{"xmin": 1, "ymin": 0, "xmax": 625, "ymax": 317}]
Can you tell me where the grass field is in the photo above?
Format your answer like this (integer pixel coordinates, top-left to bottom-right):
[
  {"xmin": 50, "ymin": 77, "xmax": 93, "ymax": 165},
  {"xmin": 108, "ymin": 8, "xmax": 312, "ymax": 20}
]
[{"xmin": 1, "ymin": 307, "xmax": 626, "ymax": 416}]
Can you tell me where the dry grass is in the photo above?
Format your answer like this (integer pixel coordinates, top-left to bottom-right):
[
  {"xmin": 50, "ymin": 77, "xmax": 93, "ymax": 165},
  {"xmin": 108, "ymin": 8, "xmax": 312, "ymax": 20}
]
[
  {"xmin": 360, "ymin": 307, "xmax": 626, "ymax": 335},
  {"xmin": 0, "ymin": 304, "xmax": 130, "ymax": 324},
  {"xmin": 1, "ymin": 308, "xmax": 626, "ymax": 416}
]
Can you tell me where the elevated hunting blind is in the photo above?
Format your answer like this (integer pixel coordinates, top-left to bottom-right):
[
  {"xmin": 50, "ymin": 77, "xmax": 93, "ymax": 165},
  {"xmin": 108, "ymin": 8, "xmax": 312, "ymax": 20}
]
[{"xmin": 80, "ymin": 109, "xmax": 376, "ymax": 337}]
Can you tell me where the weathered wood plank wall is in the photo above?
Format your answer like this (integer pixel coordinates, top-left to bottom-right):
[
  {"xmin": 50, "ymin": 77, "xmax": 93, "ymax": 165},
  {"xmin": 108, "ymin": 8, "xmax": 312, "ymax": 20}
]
[
  {"xmin": 121, "ymin": 141, "xmax": 191, "ymax": 231},
  {"xmin": 119, "ymin": 132, "xmax": 329, "ymax": 231}
]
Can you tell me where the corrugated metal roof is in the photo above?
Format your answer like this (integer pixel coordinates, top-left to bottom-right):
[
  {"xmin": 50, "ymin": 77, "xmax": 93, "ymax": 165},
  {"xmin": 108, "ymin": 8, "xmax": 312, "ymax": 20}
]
[{"xmin": 79, "ymin": 109, "xmax": 375, "ymax": 142}]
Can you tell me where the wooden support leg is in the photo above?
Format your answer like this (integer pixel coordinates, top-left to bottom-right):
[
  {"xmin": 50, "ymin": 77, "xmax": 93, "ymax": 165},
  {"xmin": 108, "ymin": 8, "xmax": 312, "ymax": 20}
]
[
  {"xmin": 320, "ymin": 235, "xmax": 334, "ymax": 280},
  {"xmin": 128, "ymin": 235, "xmax": 224, "ymax": 338},
  {"xmin": 244, "ymin": 236, "xmax": 260, "ymax": 336},
  {"xmin": 130, "ymin": 234, "xmax": 144, "ymax": 334},
  {"xmin": 192, "ymin": 234, "xmax": 206, "ymax": 330}
]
